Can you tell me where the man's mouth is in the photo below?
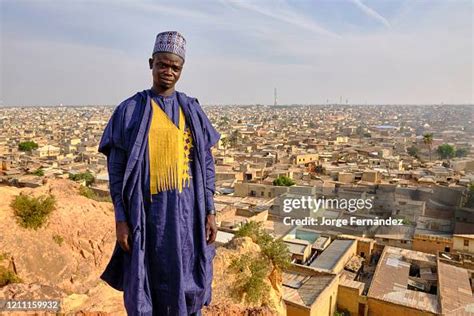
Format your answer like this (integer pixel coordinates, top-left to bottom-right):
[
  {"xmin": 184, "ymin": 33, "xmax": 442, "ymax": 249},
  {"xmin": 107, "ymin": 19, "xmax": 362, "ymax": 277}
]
[{"xmin": 161, "ymin": 77, "xmax": 173, "ymax": 83}]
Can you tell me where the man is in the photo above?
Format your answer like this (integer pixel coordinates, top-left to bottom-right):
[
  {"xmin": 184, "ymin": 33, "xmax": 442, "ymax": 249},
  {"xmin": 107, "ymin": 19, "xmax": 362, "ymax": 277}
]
[{"xmin": 98, "ymin": 31, "xmax": 220, "ymax": 316}]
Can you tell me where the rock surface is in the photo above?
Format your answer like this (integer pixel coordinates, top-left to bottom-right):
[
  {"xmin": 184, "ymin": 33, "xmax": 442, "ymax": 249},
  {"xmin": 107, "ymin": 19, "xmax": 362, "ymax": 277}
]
[{"xmin": 0, "ymin": 179, "xmax": 125, "ymax": 315}]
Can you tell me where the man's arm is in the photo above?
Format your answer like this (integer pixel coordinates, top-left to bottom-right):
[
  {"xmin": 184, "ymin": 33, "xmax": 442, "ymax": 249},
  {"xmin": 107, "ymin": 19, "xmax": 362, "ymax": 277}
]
[
  {"xmin": 205, "ymin": 147, "xmax": 217, "ymax": 244},
  {"xmin": 205, "ymin": 147, "xmax": 216, "ymax": 215},
  {"xmin": 107, "ymin": 145, "xmax": 131, "ymax": 253},
  {"xmin": 107, "ymin": 146, "xmax": 127, "ymax": 222}
]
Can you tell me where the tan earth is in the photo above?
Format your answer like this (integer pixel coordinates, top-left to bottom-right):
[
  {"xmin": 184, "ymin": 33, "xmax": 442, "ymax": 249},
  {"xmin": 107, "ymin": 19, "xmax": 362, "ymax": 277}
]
[
  {"xmin": 0, "ymin": 179, "xmax": 125, "ymax": 315},
  {"xmin": 0, "ymin": 179, "xmax": 284, "ymax": 315}
]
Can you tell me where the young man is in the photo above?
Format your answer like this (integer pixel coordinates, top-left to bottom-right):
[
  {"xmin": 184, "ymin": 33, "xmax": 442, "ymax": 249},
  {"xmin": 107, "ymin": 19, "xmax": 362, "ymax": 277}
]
[{"xmin": 98, "ymin": 31, "xmax": 220, "ymax": 316}]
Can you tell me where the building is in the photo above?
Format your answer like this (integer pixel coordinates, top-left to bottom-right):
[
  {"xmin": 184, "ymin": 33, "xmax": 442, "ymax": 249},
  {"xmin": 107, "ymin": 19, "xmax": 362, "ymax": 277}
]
[{"xmin": 283, "ymin": 264, "xmax": 338, "ymax": 316}]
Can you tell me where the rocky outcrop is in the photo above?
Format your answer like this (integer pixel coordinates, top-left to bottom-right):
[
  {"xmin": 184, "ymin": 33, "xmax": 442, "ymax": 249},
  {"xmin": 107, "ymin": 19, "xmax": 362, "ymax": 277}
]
[{"xmin": 0, "ymin": 179, "xmax": 124, "ymax": 314}]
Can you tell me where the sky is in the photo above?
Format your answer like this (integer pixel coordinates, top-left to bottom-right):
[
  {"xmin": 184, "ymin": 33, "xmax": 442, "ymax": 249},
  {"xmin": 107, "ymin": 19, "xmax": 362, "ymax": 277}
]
[{"xmin": 1, "ymin": 0, "xmax": 473, "ymax": 106}]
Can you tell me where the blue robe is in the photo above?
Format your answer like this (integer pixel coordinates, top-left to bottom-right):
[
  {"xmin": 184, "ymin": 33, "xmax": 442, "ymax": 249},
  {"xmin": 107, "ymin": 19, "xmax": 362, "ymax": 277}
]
[{"xmin": 98, "ymin": 89, "xmax": 221, "ymax": 316}]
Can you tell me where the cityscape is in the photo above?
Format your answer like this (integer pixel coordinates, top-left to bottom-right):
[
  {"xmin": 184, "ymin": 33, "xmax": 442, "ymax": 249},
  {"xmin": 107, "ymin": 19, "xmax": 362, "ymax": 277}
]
[{"xmin": 0, "ymin": 101, "xmax": 473, "ymax": 315}]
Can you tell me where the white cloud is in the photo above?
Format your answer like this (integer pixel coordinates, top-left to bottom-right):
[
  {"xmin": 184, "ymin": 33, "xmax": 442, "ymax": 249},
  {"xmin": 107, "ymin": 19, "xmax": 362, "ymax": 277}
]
[
  {"xmin": 222, "ymin": 0, "xmax": 340, "ymax": 38},
  {"xmin": 349, "ymin": 0, "xmax": 391, "ymax": 28}
]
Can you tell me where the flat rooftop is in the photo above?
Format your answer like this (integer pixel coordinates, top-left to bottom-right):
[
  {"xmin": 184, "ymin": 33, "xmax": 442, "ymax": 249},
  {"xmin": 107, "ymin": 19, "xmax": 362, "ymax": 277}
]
[
  {"xmin": 438, "ymin": 261, "xmax": 474, "ymax": 315},
  {"xmin": 282, "ymin": 265, "xmax": 337, "ymax": 307},
  {"xmin": 367, "ymin": 246, "xmax": 439, "ymax": 314},
  {"xmin": 310, "ymin": 239, "xmax": 355, "ymax": 271}
]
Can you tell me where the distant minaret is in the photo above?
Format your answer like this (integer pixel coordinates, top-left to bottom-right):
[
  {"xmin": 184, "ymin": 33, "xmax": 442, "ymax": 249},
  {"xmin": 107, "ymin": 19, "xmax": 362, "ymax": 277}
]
[{"xmin": 274, "ymin": 88, "xmax": 278, "ymax": 106}]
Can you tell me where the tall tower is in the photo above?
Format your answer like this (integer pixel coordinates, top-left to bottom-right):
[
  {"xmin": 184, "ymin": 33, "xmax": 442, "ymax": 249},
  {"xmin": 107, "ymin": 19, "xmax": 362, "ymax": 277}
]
[{"xmin": 274, "ymin": 88, "xmax": 278, "ymax": 106}]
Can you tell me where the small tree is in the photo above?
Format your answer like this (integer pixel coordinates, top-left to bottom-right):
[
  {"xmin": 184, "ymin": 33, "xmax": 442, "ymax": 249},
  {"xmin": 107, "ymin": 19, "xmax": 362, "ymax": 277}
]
[
  {"xmin": 18, "ymin": 141, "xmax": 38, "ymax": 152},
  {"xmin": 455, "ymin": 148, "xmax": 469, "ymax": 158},
  {"xmin": 273, "ymin": 175, "xmax": 295, "ymax": 187},
  {"xmin": 229, "ymin": 130, "xmax": 240, "ymax": 147},
  {"xmin": 235, "ymin": 221, "xmax": 291, "ymax": 270},
  {"xmin": 407, "ymin": 145, "xmax": 419, "ymax": 158},
  {"xmin": 231, "ymin": 222, "xmax": 291, "ymax": 306},
  {"xmin": 437, "ymin": 144, "xmax": 456, "ymax": 160},
  {"xmin": 221, "ymin": 137, "xmax": 229, "ymax": 156}
]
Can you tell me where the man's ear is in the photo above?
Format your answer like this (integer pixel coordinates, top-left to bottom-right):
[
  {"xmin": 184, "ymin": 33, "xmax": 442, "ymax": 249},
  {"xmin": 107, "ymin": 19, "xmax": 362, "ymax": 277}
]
[{"xmin": 148, "ymin": 58, "xmax": 153, "ymax": 70}]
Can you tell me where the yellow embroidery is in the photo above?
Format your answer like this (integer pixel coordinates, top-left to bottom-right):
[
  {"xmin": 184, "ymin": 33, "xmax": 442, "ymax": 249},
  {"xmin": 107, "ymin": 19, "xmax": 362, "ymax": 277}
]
[{"xmin": 148, "ymin": 99, "xmax": 193, "ymax": 194}]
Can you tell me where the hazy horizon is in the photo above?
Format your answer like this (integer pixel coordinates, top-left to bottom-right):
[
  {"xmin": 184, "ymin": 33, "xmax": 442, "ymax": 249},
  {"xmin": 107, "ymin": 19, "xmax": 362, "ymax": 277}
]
[{"xmin": 1, "ymin": 0, "xmax": 473, "ymax": 106}]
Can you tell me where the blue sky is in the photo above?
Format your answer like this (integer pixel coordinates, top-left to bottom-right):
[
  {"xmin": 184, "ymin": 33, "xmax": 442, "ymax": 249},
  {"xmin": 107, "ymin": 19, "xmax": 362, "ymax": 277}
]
[{"xmin": 1, "ymin": 0, "xmax": 473, "ymax": 106}]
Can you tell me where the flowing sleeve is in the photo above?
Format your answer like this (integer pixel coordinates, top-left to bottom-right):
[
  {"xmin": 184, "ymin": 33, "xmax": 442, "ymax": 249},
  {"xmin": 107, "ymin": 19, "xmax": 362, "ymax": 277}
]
[
  {"xmin": 193, "ymin": 98, "xmax": 221, "ymax": 150},
  {"xmin": 192, "ymin": 98, "xmax": 221, "ymax": 213},
  {"xmin": 205, "ymin": 148, "xmax": 216, "ymax": 212},
  {"xmin": 99, "ymin": 105, "xmax": 128, "ymax": 222}
]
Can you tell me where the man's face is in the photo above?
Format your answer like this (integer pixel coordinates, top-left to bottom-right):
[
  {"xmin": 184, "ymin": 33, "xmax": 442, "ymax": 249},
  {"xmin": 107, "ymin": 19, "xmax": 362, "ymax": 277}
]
[{"xmin": 149, "ymin": 52, "xmax": 184, "ymax": 90}]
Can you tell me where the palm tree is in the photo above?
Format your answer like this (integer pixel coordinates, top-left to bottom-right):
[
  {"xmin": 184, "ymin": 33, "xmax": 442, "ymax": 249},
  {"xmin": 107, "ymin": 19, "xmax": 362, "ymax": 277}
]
[{"xmin": 423, "ymin": 133, "xmax": 434, "ymax": 161}]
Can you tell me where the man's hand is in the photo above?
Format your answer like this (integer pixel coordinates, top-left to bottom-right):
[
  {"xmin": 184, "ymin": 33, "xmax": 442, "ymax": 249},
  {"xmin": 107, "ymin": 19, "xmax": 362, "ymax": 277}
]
[
  {"xmin": 116, "ymin": 221, "xmax": 131, "ymax": 253},
  {"xmin": 205, "ymin": 214, "xmax": 217, "ymax": 245}
]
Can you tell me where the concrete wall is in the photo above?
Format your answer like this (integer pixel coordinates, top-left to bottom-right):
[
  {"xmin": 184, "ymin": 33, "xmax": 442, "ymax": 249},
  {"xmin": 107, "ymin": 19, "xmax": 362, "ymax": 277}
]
[
  {"xmin": 294, "ymin": 153, "xmax": 318, "ymax": 165},
  {"xmin": 395, "ymin": 187, "xmax": 433, "ymax": 202},
  {"xmin": 432, "ymin": 185, "xmax": 465, "ymax": 207},
  {"xmin": 375, "ymin": 237, "xmax": 412, "ymax": 250},
  {"xmin": 330, "ymin": 240, "xmax": 358, "ymax": 274},
  {"xmin": 338, "ymin": 172, "xmax": 355, "ymax": 183},
  {"xmin": 356, "ymin": 239, "xmax": 374, "ymax": 261},
  {"xmin": 451, "ymin": 159, "xmax": 474, "ymax": 172},
  {"xmin": 234, "ymin": 182, "xmax": 274, "ymax": 198},
  {"xmin": 453, "ymin": 236, "xmax": 474, "ymax": 253},
  {"xmin": 367, "ymin": 298, "xmax": 437, "ymax": 316},
  {"xmin": 337, "ymin": 284, "xmax": 363, "ymax": 316},
  {"xmin": 413, "ymin": 236, "xmax": 453, "ymax": 254},
  {"xmin": 286, "ymin": 302, "xmax": 311, "ymax": 316},
  {"xmin": 310, "ymin": 276, "xmax": 339, "ymax": 316}
]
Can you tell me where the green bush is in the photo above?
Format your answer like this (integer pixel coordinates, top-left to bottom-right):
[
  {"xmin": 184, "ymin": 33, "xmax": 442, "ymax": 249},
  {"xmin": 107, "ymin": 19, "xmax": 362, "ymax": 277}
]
[
  {"xmin": 407, "ymin": 145, "xmax": 419, "ymax": 158},
  {"xmin": 32, "ymin": 168, "xmax": 44, "ymax": 176},
  {"xmin": 18, "ymin": 141, "xmax": 38, "ymax": 152},
  {"xmin": 0, "ymin": 266, "xmax": 22, "ymax": 286},
  {"xmin": 273, "ymin": 175, "xmax": 295, "ymax": 187},
  {"xmin": 455, "ymin": 148, "xmax": 469, "ymax": 158},
  {"xmin": 52, "ymin": 234, "xmax": 64, "ymax": 246},
  {"xmin": 79, "ymin": 185, "xmax": 112, "ymax": 202},
  {"xmin": 0, "ymin": 252, "xmax": 10, "ymax": 261},
  {"xmin": 10, "ymin": 194, "xmax": 56, "ymax": 229},
  {"xmin": 235, "ymin": 221, "xmax": 262, "ymax": 242},
  {"xmin": 69, "ymin": 171, "xmax": 95, "ymax": 186},
  {"xmin": 230, "ymin": 254, "xmax": 270, "ymax": 305}
]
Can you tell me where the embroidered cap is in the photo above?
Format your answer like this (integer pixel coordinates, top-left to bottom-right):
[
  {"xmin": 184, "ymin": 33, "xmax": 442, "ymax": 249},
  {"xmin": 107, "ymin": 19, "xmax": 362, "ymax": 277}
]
[{"xmin": 152, "ymin": 31, "xmax": 186, "ymax": 61}]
